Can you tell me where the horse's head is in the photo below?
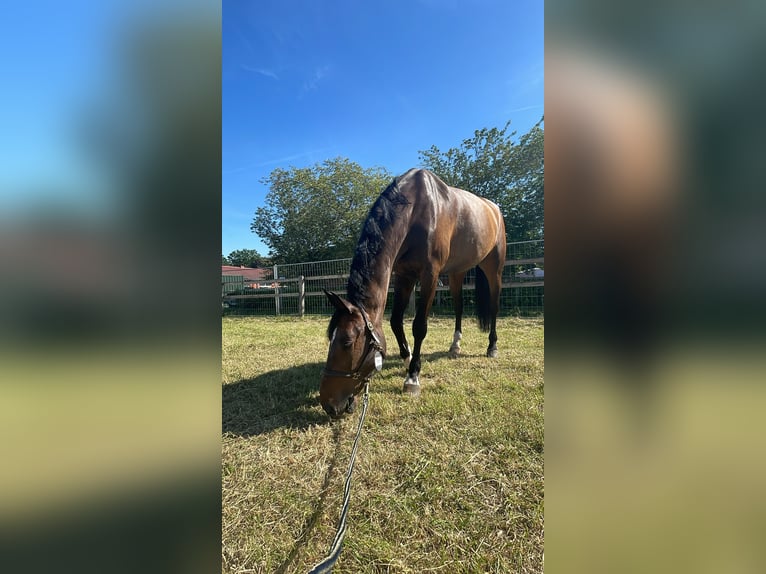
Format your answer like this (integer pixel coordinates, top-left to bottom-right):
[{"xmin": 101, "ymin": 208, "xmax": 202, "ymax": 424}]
[{"xmin": 320, "ymin": 290, "xmax": 385, "ymax": 419}]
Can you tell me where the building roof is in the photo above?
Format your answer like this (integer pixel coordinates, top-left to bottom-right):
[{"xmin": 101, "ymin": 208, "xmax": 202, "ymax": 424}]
[{"xmin": 221, "ymin": 266, "xmax": 270, "ymax": 281}]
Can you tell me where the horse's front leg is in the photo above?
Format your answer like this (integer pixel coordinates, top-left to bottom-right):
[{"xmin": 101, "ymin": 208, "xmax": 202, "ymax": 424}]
[
  {"xmin": 403, "ymin": 274, "xmax": 438, "ymax": 396},
  {"xmin": 390, "ymin": 274, "xmax": 416, "ymax": 369}
]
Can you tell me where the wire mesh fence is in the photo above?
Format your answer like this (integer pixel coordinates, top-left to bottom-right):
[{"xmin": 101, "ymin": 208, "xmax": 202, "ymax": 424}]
[{"xmin": 222, "ymin": 240, "xmax": 543, "ymax": 318}]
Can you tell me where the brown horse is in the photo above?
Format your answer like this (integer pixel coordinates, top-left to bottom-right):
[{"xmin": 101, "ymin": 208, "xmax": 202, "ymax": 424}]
[{"xmin": 320, "ymin": 168, "xmax": 506, "ymax": 418}]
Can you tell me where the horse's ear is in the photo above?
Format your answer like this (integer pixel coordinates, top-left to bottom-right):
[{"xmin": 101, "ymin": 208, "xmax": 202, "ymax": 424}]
[{"xmin": 324, "ymin": 289, "xmax": 354, "ymax": 314}]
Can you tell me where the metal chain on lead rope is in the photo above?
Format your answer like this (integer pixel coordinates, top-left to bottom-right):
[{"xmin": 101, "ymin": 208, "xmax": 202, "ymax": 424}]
[{"xmin": 307, "ymin": 381, "xmax": 370, "ymax": 574}]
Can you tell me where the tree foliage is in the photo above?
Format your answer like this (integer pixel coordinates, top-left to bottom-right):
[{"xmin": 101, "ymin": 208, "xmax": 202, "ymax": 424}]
[
  {"xmin": 224, "ymin": 248, "xmax": 265, "ymax": 268},
  {"xmin": 251, "ymin": 158, "xmax": 392, "ymax": 263},
  {"xmin": 419, "ymin": 118, "xmax": 544, "ymax": 241},
  {"xmin": 249, "ymin": 123, "xmax": 543, "ymax": 264}
]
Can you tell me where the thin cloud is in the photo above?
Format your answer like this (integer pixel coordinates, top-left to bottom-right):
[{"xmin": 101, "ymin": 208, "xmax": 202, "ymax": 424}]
[
  {"xmin": 223, "ymin": 147, "xmax": 335, "ymax": 175},
  {"xmin": 506, "ymin": 104, "xmax": 544, "ymax": 113},
  {"xmin": 303, "ymin": 65, "xmax": 330, "ymax": 91},
  {"xmin": 241, "ymin": 65, "xmax": 279, "ymax": 80}
]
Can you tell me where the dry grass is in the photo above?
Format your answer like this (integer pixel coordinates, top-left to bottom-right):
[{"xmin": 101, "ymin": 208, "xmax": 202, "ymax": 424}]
[{"xmin": 222, "ymin": 315, "xmax": 543, "ymax": 573}]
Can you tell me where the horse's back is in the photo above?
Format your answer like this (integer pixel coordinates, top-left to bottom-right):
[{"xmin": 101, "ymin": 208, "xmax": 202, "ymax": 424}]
[
  {"xmin": 394, "ymin": 169, "xmax": 504, "ymax": 274},
  {"xmin": 442, "ymin": 187, "xmax": 504, "ymax": 273}
]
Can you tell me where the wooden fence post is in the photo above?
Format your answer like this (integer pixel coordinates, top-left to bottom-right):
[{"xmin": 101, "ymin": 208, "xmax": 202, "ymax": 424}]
[{"xmin": 298, "ymin": 275, "xmax": 305, "ymax": 317}]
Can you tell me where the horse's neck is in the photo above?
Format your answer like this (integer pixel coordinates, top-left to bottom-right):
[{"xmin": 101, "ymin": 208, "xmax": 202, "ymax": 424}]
[
  {"xmin": 361, "ymin": 251, "xmax": 396, "ymax": 322},
  {"xmin": 352, "ymin": 213, "xmax": 410, "ymax": 325}
]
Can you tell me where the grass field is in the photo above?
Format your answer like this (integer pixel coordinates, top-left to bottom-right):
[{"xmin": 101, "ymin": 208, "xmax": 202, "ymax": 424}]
[{"xmin": 222, "ymin": 315, "xmax": 544, "ymax": 573}]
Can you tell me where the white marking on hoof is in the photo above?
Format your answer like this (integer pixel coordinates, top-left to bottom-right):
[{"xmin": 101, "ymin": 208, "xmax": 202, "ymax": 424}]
[
  {"xmin": 402, "ymin": 374, "xmax": 421, "ymax": 396},
  {"xmin": 487, "ymin": 348, "xmax": 498, "ymax": 358},
  {"xmin": 448, "ymin": 330, "xmax": 462, "ymax": 358}
]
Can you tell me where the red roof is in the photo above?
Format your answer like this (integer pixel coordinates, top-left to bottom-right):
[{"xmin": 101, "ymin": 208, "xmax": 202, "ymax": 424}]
[{"xmin": 221, "ymin": 266, "xmax": 270, "ymax": 281}]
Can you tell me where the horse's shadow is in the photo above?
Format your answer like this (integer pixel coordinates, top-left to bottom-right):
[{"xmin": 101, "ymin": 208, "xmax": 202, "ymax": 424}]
[
  {"xmin": 223, "ymin": 351, "xmax": 487, "ymax": 436},
  {"xmin": 222, "ymin": 362, "xmax": 327, "ymax": 437},
  {"xmin": 413, "ymin": 350, "xmax": 486, "ymax": 362}
]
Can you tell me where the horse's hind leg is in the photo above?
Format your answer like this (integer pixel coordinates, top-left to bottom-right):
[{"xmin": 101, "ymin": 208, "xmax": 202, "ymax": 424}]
[
  {"xmin": 448, "ymin": 271, "xmax": 466, "ymax": 358},
  {"xmin": 478, "ymin": 247, "xmax": 505, "ymax": 358},
  {"xmin": 390, "ymin": 274, "xmax": 416, "ymax": 369}
]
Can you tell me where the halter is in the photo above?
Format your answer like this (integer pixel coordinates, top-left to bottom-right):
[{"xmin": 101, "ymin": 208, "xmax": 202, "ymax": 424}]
[{"xmin": 321, "ymin": 306, "xmax": 385, "ymax": 386}]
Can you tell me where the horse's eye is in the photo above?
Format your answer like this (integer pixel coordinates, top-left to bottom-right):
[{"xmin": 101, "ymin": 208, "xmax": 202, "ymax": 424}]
[{"xmin": 340, "ymin": 338, "xmax": 353, "ymax": 348}]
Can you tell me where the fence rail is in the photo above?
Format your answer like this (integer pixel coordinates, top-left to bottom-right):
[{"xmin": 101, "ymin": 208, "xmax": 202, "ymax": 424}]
[{"xmin": 222, "ymin": 240, "xmax": 543, "ymax": 318}]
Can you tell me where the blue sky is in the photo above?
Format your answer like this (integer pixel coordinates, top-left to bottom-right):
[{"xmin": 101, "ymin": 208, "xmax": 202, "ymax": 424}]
[{"xmin": 223, "ymin": 0, "xmax": 544, "ymax": 257}]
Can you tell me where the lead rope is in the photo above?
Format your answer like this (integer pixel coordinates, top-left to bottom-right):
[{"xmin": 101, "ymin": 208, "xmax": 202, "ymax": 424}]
[{"xmin": 308, "ymin": 381, "xmax": 370, "ymax": 574}]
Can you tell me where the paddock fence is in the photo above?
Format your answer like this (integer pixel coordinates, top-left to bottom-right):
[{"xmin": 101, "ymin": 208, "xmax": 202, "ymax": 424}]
[{"xmin": 222, "ymin": 240, "xmax": 543, "ymax": 318}]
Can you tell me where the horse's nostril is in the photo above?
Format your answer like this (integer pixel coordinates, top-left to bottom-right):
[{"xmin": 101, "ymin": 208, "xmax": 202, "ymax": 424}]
[{"xmin": 322, "ymin": 402, "xmax": 338, "ymax": 417}]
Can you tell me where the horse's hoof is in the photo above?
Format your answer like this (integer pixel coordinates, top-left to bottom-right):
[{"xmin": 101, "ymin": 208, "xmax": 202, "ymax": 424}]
[
  {"xmin": 448, "ymin": 346, "xmax": 460, "ymax": 359},
  {"xmin": 403, "ymin": 382, "xmax": 421, "ymax": 396},
  {"xmin": 487, "ymin": 348, "xmax": 498, "ymax": 358},
  {"xmin": 403, "ymin": 375, "xmax": 421, "ymax": 396}
]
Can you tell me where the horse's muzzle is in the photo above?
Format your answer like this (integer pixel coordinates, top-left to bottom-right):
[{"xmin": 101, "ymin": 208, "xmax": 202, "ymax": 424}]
[{"xmin": 322, "ymin": 395, "xmax": 357, "ymax": 419}]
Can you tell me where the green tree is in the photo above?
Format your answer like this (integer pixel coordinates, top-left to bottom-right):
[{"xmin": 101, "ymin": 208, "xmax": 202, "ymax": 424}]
[
  {"xmin": 419, "ymin": 118, "xmax": 544, "ymax": 241},
  {"xmin": 252, "ymin": 158, "xmax": 392, "ymax": 263},
  {"xmin": 225, "ymin": 248, "xmax": 264, "ymax": 268},
  {"xmin": 222, "ymin": 254, "xmax": 229, "ymax": 265}
]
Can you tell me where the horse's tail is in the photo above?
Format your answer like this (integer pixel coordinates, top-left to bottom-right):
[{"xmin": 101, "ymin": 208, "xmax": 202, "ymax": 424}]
[{"xmin": 475, "ymin": 266, "xmax": 492, "ymax": 332}]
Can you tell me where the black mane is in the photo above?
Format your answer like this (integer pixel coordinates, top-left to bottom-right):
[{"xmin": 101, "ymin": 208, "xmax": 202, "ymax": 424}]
[
  {"xmin": 347, "ymin": 175, "xmax": 410, "ymax": 304},
  {"xmin": 326, "ymin": 174, "xmax": 411, "ymax": 340}
]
